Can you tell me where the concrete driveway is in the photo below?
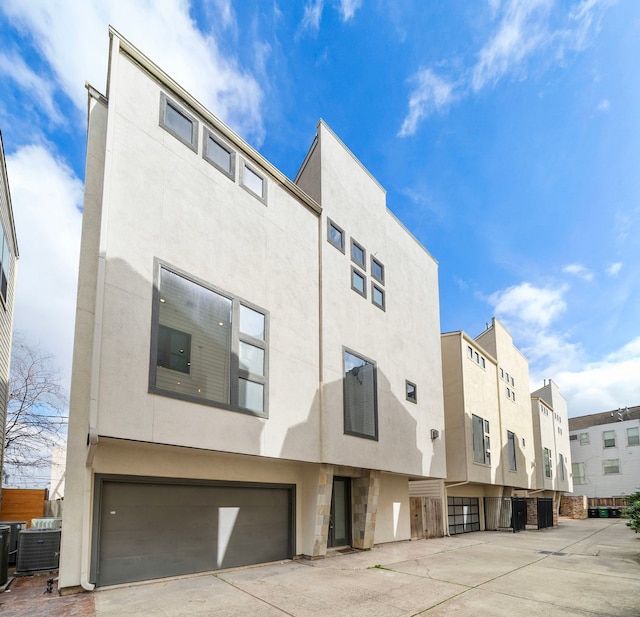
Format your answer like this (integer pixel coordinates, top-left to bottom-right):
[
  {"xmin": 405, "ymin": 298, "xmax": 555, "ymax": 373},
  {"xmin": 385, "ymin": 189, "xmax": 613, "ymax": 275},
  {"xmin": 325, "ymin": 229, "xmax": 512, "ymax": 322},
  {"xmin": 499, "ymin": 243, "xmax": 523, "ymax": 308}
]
[{"xmin": 95, "ymin": 518, "xmax": 640, "ymax": 617}]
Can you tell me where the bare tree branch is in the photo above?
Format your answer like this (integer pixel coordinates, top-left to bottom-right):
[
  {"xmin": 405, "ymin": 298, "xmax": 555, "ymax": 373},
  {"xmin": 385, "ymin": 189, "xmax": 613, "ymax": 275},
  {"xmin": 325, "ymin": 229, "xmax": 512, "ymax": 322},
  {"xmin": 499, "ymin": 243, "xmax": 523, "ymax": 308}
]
[{"xmin": 4, "ymin": 334, "xmax": 68, "ymax": 479}]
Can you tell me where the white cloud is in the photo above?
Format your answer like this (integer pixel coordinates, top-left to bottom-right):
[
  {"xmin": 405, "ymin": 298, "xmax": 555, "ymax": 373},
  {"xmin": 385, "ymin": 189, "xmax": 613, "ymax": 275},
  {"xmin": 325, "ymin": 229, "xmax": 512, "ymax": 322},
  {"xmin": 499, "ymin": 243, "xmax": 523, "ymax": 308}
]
[
  {"xmin": 596, "ymin": 98, "xmax": 610, "ymax": 112},
  {"xmin": 0, "ymin": 51, "xmax": 62, "ymax": 125},
  {"xmin": 398, "ymin": 69, "xmax": 455, "ymax": 137},
  {"xmin": 472, "ymin": 0, "xmax": 551, "ymax": 91},
  {"xmin": 552, "ymin": 337, "xmax": 640, "ymax": 416},
  {"xmin": 606, "ymin": 262, "xmax": 622, "ymax": 276},
  {"xmin": 338, "ymin": 0, "xmax": 362, "ymax": 22},
  {"xmin": 6, "ymin": 144, "xmax": 83, "ymax": 392},
  {"xmin": 562, "ymin": 263, "xmax": 593, "ymax": 281},
  {"xmin": 488, "ymin": 281, "xmax": 567, "ymax": 329},
  {"xmin": 212, "ymin": 0, "xmax": 235, "ymax": 30},
  {"xmin": 299, "ymin": 0, "xmax": 325, "ymax": 35},
  {"xmin": 1, "ymin": 0, "xmax": 265, "ymax": 144},
  {"xmin": 398, "ymin": 0, "xmax": 609, "ymax": 134}
]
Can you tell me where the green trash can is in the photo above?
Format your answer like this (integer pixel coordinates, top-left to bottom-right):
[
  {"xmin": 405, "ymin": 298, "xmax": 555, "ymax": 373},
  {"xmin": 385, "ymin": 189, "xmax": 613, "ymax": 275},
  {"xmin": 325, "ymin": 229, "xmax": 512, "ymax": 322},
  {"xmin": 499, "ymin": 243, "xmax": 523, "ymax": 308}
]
[
  {"xmin": 598, "ymin": 507, "xmax": 609, "ymax": 518},
  {"xmin": 0, "ymin": 525, "xmax": 9, "ymax": 587}
]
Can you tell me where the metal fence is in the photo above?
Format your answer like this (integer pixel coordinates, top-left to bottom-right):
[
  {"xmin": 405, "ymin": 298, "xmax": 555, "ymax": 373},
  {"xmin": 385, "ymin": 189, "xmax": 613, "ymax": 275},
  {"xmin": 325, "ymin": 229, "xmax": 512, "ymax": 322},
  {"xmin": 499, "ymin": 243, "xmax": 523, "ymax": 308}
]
[{"xmin": 484, "ymin": 497, "xmax": 552, "ymax": 532}]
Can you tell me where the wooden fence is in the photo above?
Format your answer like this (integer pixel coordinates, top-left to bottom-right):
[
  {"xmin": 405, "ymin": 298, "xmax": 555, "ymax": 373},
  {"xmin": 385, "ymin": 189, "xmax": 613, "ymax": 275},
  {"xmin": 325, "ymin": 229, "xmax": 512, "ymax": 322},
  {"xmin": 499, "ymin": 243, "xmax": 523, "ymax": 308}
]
[
  {"xmin": 410, "ymin": 497, "xmax": 445, "ymax": 539},
  {"xmin": 588, "ymin": 497, "xmax": 628, "ymax": 507},
  {"xmin": 0, "ymin": 488, "xmax": 48, "ymax": 526}
]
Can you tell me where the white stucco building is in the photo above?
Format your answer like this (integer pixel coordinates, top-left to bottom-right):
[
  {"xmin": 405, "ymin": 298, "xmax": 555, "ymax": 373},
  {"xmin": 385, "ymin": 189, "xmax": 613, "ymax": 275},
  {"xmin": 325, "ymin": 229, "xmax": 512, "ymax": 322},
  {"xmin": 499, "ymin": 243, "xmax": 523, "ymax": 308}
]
[
  {"xmin": 569, "ymin": 406, "xmax": 640, "ymax": 498},
  {"xmin": 59, "ymin": 29, "xmax": 446, "ymax": 591}
]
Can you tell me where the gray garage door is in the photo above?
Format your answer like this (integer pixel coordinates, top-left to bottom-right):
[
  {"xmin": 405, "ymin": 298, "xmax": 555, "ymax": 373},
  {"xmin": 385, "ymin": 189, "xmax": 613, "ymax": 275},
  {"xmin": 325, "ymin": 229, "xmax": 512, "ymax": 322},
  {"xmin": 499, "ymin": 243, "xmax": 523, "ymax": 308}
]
[{"xmin": 94, "ymin": 478, "xmax": 293, "ymax": 587}]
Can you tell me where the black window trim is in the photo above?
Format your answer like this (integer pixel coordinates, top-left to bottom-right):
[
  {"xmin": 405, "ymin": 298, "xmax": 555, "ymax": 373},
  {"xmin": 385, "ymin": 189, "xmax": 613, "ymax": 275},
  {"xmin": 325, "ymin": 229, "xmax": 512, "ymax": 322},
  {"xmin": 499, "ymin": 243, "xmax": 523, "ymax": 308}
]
[
  {"xmin": 342, "ymin": 346, "xmax": 378, "ymax": 441},
  {"xmin": 149, "ymin": 259, "xmax": 269, "ymax": 418},
  {"xmin": 159, "ymin": 92, "xmax": 199, "ymax": 152},
  {"xmin": 405, "ymin": 380, "xmax": 417, "ymax": 404}
]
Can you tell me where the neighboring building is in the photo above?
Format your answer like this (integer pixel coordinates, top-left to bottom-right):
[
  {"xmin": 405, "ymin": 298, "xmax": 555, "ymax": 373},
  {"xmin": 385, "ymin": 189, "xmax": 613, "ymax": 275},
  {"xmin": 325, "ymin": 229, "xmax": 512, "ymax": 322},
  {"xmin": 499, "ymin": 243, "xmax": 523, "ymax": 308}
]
[
  {"xmin": 569, "ymin": 406, "xmax": 640, "ymax": 498},
  {"xmin": 436, "ymin": 318, "xmax": 537, "ymax": 535},
  {"xmin": 530, "ymin": 379, "xmax": 573, "ymax": 501},
  {"xmin": 0, "ymin": 131, "xmax": 19, "ymax": 506},
  {"xmin": 59, "ymin": 28, "xmax": 446, "ymax": 591}
]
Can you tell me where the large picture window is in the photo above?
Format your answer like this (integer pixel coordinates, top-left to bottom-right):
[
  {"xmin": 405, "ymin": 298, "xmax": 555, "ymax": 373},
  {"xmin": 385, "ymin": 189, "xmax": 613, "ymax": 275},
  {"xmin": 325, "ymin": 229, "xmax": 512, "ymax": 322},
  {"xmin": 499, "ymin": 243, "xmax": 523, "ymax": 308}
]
[
  {"xmin": 472, "ymin": 414, "xmax": 490, "ymax": 465},
  {"xmin": 343, "ymin": 349, "xmax": 377, "ymax": 440},
  {"xmin": 150, "ymin": 264, "xmax": 268, "ymax": 416}
]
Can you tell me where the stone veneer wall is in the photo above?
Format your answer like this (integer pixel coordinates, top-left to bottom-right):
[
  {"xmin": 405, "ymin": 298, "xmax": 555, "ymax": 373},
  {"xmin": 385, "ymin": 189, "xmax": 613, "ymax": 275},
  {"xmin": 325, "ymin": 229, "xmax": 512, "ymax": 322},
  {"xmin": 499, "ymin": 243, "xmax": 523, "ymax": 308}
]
[
  {"xmin": 351, "ymin": 470, "xmax": 380, "ymax": 549},
  {"xmin": 560, "ymin": 495, "xmax": 588, "ymax": 519},
  {"xmin": 311, "ymin": 464, "xmax": 334, "ymax": 558}
]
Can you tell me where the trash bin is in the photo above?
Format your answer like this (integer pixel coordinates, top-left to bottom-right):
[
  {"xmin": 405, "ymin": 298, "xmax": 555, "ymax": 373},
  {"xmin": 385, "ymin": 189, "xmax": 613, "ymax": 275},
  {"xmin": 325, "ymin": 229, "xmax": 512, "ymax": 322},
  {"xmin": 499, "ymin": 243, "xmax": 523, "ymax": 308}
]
[
  {"xmin": 0, "ymin": 525, "xmax": 10, "ymax": 587},
  {"xmin": 609, "ymin": 507, "xmax": 621, "ymax": 518},
  {"xmin": 588, "ymin": 507, "xmax": 599, "ymax": 518},
  {"xmin": 598, "ymin": 507, "xmax": 610, "ymax": 518}
]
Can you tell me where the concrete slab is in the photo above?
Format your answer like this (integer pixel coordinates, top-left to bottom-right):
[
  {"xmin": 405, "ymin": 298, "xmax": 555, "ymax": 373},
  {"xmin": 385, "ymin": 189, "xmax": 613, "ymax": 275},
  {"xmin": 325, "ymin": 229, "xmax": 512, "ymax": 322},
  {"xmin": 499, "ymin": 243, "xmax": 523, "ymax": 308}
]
[{"xmin": 86, "ymin": 518, "xmax": 640, "ymax": 617}]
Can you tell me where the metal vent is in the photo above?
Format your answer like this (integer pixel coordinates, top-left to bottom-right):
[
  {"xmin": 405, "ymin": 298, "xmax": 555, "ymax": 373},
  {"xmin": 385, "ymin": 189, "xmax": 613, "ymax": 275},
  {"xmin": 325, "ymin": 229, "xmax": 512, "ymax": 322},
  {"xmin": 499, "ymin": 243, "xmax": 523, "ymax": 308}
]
[{"xmin": 15, "ymin": 529, "xmax": 61, "ymax": 574}]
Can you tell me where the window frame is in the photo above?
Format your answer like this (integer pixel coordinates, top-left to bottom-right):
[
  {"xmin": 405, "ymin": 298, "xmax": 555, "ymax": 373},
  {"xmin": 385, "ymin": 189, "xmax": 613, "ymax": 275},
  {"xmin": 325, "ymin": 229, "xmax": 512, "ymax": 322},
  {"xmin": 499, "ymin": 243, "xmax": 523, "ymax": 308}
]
[
  {"xmin": 149, "ymin": 260, "xmax": 269, "ymax": 418},
  {"xmin": 602, "ymin": 430, "xmax": 616, "ymax": 448},
  {"xmin": 558, "ymin": 453, "xmax": 565, "ymax": 481},
  {"xmin": 627, "ymin": 426, "xmax": 640, "ymax": 446},
  {"xmin": 351, "ymin": 267, "xmax": 367, "ymax": 298},
  {"xmin": 342, "ymin": 347, "xmax": 378, "ymax": 441},
  {"xmin": 202, "ymin": 128, "xmax": 236, "ymax": 180},
  {"xmin": 572, "ymin": 461, "xmax": 586, "ymax": 484},
  {"xmin": 0, "ymin": 224, "xmax": 11, "ymax": 307},
  {"xmin": 239, "ymin": 159, "xmax": 267, "ymax": 203},
  {"xmin": 371, "ymin": 256, "xmax": 385, "ymax": 284},
  {"xmin": 350, "ymin": 238, "xmax": 366, "ymax": 270},
  {"xmin": 327, "ymin": 218, "xmax": 345, "ymax": 253},
  {"xmin": 472, "ymin": 414, "xmax": 491, "ymax": 465},
  {"xmin": 543, "ymin": 447, "xmax": 552, "ymax": 478},
  {"xmin": 371, "ymin": 282, "xmax": 385, "ymax": 311},
  {"xmin": 579, "ymin": 432, "xmax": 590, "ymax": 445},
  {"xmin": 405, "ymin": 380, "xmax": 417, "ymax": 404},
  {"xmin": 507, "ymin": 430, "xmax": 517, "ymax": 471},
  {"xmin": 159, "ymin": 93, "xmax": 199, "ymax": 152},
  {"xmin": 603, "ymin": 458, "xmax": 620, "ymax": 475}
]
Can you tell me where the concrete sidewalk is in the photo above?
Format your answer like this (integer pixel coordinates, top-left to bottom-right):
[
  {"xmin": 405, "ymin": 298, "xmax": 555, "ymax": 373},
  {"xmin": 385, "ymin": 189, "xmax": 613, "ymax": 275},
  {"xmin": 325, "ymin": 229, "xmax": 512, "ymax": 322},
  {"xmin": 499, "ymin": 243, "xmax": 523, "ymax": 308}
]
[{"xmin": 93, "ymin": 518, "xmax": 640, "ymax": 616}]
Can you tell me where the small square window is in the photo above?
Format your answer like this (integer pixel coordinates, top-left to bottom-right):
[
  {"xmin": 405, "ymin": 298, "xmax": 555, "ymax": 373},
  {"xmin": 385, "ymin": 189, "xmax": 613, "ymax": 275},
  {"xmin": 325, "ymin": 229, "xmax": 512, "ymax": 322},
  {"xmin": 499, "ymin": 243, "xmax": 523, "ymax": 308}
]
[
  {"xmin": 480, "ymin": 357, "xmax": 485, "ymax": 369},
  {"xmin": 351, "ymin": 239, "xmax": 366, "ymax": 269},
  {"xmin": 327, "ymin": 219, "xmax": 345, "ymax": 252},
  {"xmin": 474, "ymin": 351, "xmax": 479, "ymax": 363},
  {"xmin": 467, "ymin": 346, "xmax": 473, "ymax": 359},
  {"xmin": 371, "ymin": 256, "xmax": 385, "ymax": 284},
  {"xmin": 241, "ymin": 161, "xmax": 267, "ymax": 202},
  {"xmin": 160, "ymin": 93, "xmax": 198, "ymax": 152},
  {"xmin": 627, "ymin": 427, "xmax": 640, "ymax": 446},
  {"xmin": 507, "ymin": 387, "xmax": 511, "ymax": 398},
  {"xmin": 372, "ymin": 283, "xmax": 385, "ymax": 310},
  {"xmin": 203, "ymin": 129, "xmax": 235, "ymax": 179},
  {"xmin": 505, "ymin": 372, "xmax": 509, "ymax": 382},
  {"xmin": 405, "ymin": 380, "xmax": 417, "ymax": 403},
  {"xmin": 500, "ymin": 368, "xmax": 504, "ymax": 379},
  {"xmin": 351, "ymin": 267, "xmax": 366, "ymax": 297},
  {"xmin": 511, "ymin": 376, "xmax": 515, "ymax": 387}
]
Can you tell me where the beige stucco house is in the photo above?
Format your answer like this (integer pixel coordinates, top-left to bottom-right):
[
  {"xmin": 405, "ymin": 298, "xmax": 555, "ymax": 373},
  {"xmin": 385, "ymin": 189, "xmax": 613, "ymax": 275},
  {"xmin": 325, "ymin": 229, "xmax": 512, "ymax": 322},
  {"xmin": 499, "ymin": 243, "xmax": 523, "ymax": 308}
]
[
  {"xmin": 531, "ymin": 379, "xmax": 573, "ymax": 501},
  {"xmin": 0, "ymin": 131, "xmax": 19, "ymax": 500},
  {"xmin": 437, "ymin": 318, "xmax": 536, "ymax": 534},
  {"xmin": 59, "ymin": 28, "xmax": 446, "ymax": 591}
]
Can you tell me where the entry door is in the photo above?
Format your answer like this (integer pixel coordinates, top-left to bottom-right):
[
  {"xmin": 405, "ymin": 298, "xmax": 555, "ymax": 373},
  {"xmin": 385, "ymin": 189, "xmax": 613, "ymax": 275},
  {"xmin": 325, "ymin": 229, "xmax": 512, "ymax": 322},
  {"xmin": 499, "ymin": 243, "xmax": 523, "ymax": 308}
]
[{"xmin": 329, "ymin": 477, "xmax": 351, "ymax": 547}]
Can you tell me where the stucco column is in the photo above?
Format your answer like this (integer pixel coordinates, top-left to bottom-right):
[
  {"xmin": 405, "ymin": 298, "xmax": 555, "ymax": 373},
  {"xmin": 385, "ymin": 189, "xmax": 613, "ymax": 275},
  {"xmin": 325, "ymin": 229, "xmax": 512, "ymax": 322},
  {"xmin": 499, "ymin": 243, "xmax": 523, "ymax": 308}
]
[{"xmin": 351, "ymin": 469, "xmax": 380, "ymax": 549}]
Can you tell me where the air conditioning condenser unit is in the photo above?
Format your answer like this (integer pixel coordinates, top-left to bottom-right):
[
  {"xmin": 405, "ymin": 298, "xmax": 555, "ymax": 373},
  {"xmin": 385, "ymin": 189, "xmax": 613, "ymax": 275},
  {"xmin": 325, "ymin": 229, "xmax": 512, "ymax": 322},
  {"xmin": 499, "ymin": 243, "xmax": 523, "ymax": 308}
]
[{"xmin": 15, "ymin": 529, "xmax": 61, "ymax": 574}]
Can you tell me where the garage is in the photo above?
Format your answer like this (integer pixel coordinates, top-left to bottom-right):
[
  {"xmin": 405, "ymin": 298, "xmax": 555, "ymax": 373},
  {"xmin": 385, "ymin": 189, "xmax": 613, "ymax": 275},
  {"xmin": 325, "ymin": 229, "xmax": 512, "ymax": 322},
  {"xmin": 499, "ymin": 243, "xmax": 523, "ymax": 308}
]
[
  {"xmin": 447, "ymin": 496, "xmax": 480, "ymax": 535},
  {"xmin": 93, "ymin": 476, "xmax": 294, "ymax": 587}
]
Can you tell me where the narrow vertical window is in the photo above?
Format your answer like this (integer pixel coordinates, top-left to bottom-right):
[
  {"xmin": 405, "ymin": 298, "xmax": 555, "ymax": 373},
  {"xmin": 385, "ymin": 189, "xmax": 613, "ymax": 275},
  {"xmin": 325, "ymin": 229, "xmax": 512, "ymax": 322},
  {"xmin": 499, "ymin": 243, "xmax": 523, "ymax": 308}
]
[
  {"xmin": 343, "ymin": 349, "xmax": 377, "ymax": 440},
  {"xmin": 371, "ymin": 283, "xmax": 385, "ymax": 310},
  {"xmin": 507, "ymin": 431, "xmax": 517, "ymax": 471},
  {"xmin": 371, "ymin": 256, "xmax": 384, "ymax": 284},
  {"xmin": 351, "ymin": 267, "xmax": 366, "ymax": 297},
  {"xmin": 350, "ymin": 239, "xmax": 366, "ymax": 269},
  {"xmin": 405, "ymin": 380, "xmax": 417, "ymax": 403}
]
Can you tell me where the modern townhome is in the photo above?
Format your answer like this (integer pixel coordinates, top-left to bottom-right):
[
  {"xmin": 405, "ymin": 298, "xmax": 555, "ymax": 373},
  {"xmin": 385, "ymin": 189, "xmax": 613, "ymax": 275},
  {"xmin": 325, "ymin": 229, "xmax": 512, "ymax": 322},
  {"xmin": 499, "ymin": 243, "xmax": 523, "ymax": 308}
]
[
  {"xmin": 0, "ymin": 131, "xmax": 19, "ymax": 502},
  {"xmin": 434, "ymin": 318, "xmax": 537, "ymax": 535},
  {"xmin": 530, "ymin": 379, "xmax": 573, "ymax": 511},
  {"xmin": 58, "ymin": 28, "xmax": 446, "ymax": 591},
  {"xmin": 569, "ymin": 406, "xmax": 640, "ymax": 498}
]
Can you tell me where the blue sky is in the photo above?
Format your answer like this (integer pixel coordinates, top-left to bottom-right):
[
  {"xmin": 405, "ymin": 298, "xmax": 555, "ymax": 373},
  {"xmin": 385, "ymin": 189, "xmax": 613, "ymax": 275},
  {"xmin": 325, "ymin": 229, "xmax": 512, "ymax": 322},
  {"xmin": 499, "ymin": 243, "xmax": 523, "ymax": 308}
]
[{"xmin": 0, "ymin": 0, "xmax": 639, "ymax": 419}]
